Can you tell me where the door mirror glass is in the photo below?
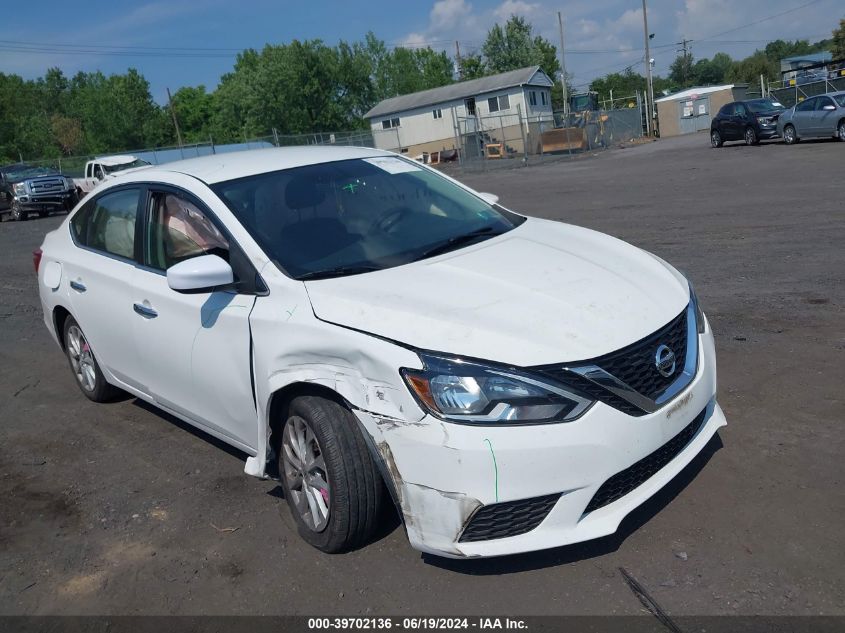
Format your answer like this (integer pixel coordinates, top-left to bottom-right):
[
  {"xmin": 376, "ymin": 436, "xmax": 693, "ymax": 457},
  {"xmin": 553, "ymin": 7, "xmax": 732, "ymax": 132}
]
[
  {"xmin": 167, "ymin": 254, "xmax": 233, "ymax": 292},
  {"xmin": 478, "ymin": 192, "xmax": 499, "ymax": 206},
  {"xmin": 822, "ymin": 104, "xmax": 836, "ymax": 111}
]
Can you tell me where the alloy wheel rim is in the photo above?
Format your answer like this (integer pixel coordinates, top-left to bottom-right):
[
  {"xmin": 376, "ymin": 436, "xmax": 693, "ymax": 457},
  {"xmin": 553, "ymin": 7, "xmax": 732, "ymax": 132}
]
[
  {"xmin": 746, "ymin": 129, "xmax": 754, "ymax": 144},
  {"xmin": 711, "ymin": 131, "xmax": 720, "ymax": 147},
  {"xmin": 66, "ymin": 325, "xmax": 96, "ymax": 392},
  {"xmin": 839, "ymin": 123, "xmax": 845, "ymax": 140},
  {"xmin": 282, "ymin": 416, "xmax": 330, "ymax": 532},
  {"xmin": 785, "ymin": 127, "xmax": 794, "ymax": 143}
]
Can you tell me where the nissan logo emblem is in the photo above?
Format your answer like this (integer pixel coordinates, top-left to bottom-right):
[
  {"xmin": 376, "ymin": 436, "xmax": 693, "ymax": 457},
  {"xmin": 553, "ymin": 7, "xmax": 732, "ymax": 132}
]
[{"xmin": 654, "ymin": 344, "xmax": 676, "ymax": 378}]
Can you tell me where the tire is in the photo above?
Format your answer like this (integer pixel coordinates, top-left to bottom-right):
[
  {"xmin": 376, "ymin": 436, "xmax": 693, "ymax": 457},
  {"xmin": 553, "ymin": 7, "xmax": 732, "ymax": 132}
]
[
  {"xmin": 278, "ymin": 395, "xmax": 384, "ymax": 553},
  {"xmin": 63, "ymin": 316, "xmax": 122, "ymax": 402},
  {"xmin": 838, "ymin": 120, "xmax": 845, "ymax": 142},
  {"xmin": 10, "ymin": 202, "xmax": 26, "ymax": 221},
  {"xmin": 744, "ymin": 126, "xmax": 759, "ymax": 146},
  {"xmin": 710, "ymin": 129, "xmax": 723, "ymax": 148},
  {"xmin": 783, "ymin": 124, "xmax": 798, "ymax": 145}
]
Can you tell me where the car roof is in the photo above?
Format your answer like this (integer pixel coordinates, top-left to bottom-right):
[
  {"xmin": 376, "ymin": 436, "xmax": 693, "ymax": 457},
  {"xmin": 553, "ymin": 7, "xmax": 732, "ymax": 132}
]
[
  {"xmin": 96, "ymin": 155, "xmax": 142, "ymax": 166},
  {"xmin": 131, "ymin": 145, "xmax": 394, "ymax": 185}
]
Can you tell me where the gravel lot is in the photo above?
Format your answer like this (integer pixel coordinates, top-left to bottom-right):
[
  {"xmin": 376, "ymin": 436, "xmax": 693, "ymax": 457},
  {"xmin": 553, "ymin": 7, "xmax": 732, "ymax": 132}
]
[{"xmin": 1, "ymin": 132, "xmax": 843, "ymax": 617}]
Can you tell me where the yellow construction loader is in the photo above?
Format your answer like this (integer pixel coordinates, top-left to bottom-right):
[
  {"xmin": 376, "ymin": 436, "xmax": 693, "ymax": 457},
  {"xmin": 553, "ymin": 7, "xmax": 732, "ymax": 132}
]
[{"xmin": 541, "ymin": 92, "xmax": 610, "ymax": 153}]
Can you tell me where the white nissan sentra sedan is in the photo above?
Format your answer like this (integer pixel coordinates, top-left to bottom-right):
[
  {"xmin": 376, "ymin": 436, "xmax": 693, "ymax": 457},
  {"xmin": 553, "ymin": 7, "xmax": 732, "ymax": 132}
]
[{"xmin": 36, "ymin": 147, "xmax": 726, "ymax": 558}]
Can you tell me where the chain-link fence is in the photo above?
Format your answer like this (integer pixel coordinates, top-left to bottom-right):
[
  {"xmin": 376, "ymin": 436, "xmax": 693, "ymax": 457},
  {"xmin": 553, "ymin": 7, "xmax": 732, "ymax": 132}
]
[
  {"xmin": 453, "ymin": 104, "xmax": 645, "ymax": 171},
  {"xmin": 770, "ymin": 76, "xmax": 845, "ymax": 108}
]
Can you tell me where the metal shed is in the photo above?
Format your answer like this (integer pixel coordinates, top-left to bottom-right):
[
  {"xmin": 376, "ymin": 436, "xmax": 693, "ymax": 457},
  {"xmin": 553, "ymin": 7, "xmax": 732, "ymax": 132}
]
[{"xmin": 656, "ymin": 85, "xmax": 748, "ymax": 137}]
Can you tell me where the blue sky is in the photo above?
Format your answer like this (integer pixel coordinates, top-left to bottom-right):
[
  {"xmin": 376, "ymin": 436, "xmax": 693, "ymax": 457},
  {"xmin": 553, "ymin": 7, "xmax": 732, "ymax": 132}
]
[{"xmin": 1, "ymin": 0, "xmax": 839, "ymax": 103}]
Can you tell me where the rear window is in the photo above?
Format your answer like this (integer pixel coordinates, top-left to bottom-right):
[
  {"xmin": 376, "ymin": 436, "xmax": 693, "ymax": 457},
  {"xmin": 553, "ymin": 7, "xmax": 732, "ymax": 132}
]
[{"xmin": 746, "ymin": 99, "xmax": 781, "ymax": 114}]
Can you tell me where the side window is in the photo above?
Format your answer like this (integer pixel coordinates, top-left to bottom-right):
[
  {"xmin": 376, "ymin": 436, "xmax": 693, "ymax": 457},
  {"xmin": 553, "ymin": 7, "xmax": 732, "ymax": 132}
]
[
  {"xmin": 146, "ymin": 192, "xmax": 229, "ymax": 270},
  {"xmin": 70, "ymin": 199, "xmax": 94, "ymax": 245},
  {"xmin": 795, "ymin": 98, "xmax": 815, "ymax": 112},
  {"xmin": 85, "ymin": 163, "xmax": 92, "ymax": 179},
  {"xmin": 719, "ymin": 104, "xmax": 732, "ymax": 116},
  {"xmin": 84, "ymin": 188, "xmax": 141, "ymax": 260},
  {"xmin": 815, "ymin": 96, "xmax": 833, "ymax": 110},
  {"xmin": 93, "ymin": 164, "xmax": 104, "ymax": 180}
]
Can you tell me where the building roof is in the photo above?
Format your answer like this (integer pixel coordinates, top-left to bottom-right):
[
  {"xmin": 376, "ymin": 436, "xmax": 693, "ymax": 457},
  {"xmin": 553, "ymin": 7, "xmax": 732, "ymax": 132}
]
[
  {"xmin": 655, "ymin": 84, "xmax": 734, "ymax": 103},
  {"xmin": 364, "ymin": 66, "xmax": 552, "ymax": 119},
  {"xmin": 95, "ymin": 155, "xmax": 143, "ymax": 166},
  {"xmin": 781, "ymin": 51, "xmax": 831, "ymax": 63}
]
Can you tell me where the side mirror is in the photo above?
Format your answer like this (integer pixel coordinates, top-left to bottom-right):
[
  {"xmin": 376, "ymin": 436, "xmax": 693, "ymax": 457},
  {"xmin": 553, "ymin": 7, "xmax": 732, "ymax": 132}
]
[
  {"xmin": 167, "ymin": 254, "xmax": 233, "ymax": 293},
  {"xmin": 478, "ymin": 192, "xmax": 499, "ymax": 206},
  {"xmin": 823, "ymin": 104, "xmax": 836, "ymax": 111}
]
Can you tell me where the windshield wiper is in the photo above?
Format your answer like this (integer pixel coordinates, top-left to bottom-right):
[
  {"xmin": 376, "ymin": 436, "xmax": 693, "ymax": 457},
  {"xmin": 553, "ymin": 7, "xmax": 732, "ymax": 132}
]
[
  {"xmin": 417, "ymin": 226, "xmax": 503, "ymax": 260},
  {"xmin": 297, "ymin": 264, "xmax": 384, "ymax": 281}
]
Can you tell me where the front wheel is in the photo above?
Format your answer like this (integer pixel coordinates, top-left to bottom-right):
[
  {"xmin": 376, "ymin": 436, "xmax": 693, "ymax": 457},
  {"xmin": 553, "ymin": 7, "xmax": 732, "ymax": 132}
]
[
  {"xmin": 744, "ymin": 126, "xmax": 759, "ymax": 146},
  {"xmin": 711, "ymin": 129, "xmax": 723, "ymax": 148},
  {"xmin": 10, "ymin": 202, "xmax": 26, "ymax": 221},
  {"xmin": 783, "ymin": 124, "xmax": 798, "ymax": 145},
  {"xmin": 838, "ymin": 120, "xmax": 845, "ymax": 142},
  {"xmin": 279, "ymin": 395, "xmax": 385, "ymax": 553},
  {"xmin": 63, "ymin": 316, "xmax": 122, "ymax": 402}
]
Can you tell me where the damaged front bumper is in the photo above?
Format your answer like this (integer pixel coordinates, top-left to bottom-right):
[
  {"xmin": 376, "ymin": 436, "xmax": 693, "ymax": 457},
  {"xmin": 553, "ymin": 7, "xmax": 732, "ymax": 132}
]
[{"xmin": 355, "ymin": 326, "xmax": 725, "ymax": 559}]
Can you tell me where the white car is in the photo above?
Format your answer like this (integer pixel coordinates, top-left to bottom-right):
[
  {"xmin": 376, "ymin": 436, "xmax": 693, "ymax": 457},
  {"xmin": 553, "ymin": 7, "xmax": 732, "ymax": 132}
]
[{"xmin": 36, "ymin": 147, "xmax": 726, "ymax": 558}]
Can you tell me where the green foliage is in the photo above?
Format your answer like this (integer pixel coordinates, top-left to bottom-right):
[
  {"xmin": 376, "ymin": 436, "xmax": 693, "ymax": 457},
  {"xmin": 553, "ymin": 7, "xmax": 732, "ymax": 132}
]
[
  {"xmin": 831, "ymin": 18, "xmax": 845, "ymax": 60},
  {"xmin": 478, "ymin": 15, "xmax": 560, "ymax": 78}
]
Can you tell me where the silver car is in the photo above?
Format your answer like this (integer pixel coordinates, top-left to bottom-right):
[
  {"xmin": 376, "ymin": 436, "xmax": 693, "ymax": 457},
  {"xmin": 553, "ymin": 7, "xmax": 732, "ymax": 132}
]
[{"xmin": 778, "ymin": 92, "xmax": 845, "ymax": 144}]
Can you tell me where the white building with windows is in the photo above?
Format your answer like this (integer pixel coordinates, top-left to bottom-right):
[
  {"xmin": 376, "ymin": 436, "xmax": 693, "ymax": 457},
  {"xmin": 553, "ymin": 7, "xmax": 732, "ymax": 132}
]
[{"xmin": 364, "ymin": 66, "xmax": 554, "ymax": 158}]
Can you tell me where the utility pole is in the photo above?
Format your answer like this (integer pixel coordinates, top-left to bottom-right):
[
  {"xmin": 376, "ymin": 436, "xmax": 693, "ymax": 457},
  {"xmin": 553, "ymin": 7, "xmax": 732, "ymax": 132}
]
[
  {"xmin": 558, "ymin": 11, "xmax": 568, "ymax": 115},
  {"xmin": 641, "ymin": 0, "xmax": 654, "ymax": 135},
  {"xmin": 676, "ymin": 38, "xmax": 692, "ymax": 84},
  {"xmin": 455, "ymin": 41, "xmax": 463, "ymax": 80},
  {"xmin": 166, "ymin": 87, "xmax": 183, "ymax": 148}
]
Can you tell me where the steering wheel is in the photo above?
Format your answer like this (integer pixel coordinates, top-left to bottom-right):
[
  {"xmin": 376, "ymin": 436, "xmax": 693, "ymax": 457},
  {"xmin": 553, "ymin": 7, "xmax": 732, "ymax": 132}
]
[{"xmin": 373, "ymin": 206, "xmax": 413, "ymax": 234}]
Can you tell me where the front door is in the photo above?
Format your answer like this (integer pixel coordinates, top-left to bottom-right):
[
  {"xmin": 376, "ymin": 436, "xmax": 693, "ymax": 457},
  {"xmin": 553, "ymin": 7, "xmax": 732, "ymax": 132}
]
[
  {"xmin": 812, "ymin": 96, "xmax": 836, "ymax": 136},
  {"xmin": 131, "ymin": 188, "xmax": 258, "ymax": 450}
]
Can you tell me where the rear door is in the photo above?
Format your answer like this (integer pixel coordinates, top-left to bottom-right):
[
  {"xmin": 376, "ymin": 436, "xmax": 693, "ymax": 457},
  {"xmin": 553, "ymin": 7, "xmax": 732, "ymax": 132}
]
[
  {"xmin": 64, "ymin": 186, "xmax": 148, "ymax": 392},
  {"xmin": 130, "ymin": 186, "xmax": 259, "ymax": 450}
]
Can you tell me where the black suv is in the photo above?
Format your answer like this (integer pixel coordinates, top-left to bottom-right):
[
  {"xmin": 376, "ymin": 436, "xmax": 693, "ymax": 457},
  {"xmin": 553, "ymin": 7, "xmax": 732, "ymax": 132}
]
[
  {"xmin": 0, "ymin": 163, "xmax": 78, "ymax": 222},
  {"xmin": 710, "ymin": 98, "xmax": 785, "ymax": 147}
]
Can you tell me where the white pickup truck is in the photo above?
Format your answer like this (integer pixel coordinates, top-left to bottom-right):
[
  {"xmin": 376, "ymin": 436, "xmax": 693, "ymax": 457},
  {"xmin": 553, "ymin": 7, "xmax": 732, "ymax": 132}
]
[{"xmin": 74, "ymin": 155, "xmax": 151, "ymax": 197}]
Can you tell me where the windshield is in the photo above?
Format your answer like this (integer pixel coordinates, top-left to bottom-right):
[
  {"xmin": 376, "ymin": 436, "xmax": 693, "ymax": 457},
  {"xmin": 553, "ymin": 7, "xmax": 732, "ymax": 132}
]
[
  {"xmin": 3, "ymin": 165, "xmax": 57, "ymax": 181},
  {"xmin": 834, "ymin": 94, "xmax": 845, "ymax": 108},
  {"xmin": 102, "ymin": 158, "xmax": 150, "ymax": 174},
  {"xmin": 211, "ymin": 157, "xmax": 524, "ymax": 280},
  {"xmin": 746, "ymin": 99, "xmax": 783, "ymax": 113}
]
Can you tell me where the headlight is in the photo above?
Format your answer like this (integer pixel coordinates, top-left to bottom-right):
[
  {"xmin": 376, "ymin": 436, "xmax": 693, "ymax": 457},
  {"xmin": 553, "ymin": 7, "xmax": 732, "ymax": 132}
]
[
  {"xmin": 688, "ymin": 280, "xmax": 706, "ymax": 334},
  {"xmin": 401, "ymin": 353, "xmax": 593, "ymax": 425},
  {"xmin": 13, "ymin": 182, "xmax": 27, "ymax": 195},
  {"xmin": 64, "ymin": 177, "xmax": 75, "ymax": 190}
]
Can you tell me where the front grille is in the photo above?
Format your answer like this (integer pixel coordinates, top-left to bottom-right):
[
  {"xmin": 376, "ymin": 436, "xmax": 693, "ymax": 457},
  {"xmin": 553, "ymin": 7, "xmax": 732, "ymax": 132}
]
[
  {"xmin": 589, "ymin": 308, "xmax": 688, "ymax": 400},
  {"xmin": 29, "ymin": 179, "xmax": 64, "ymax": 194},
  {"xmin": 584, "ymin": 407, "xmax": 707, "ymax": 514},
  {"xmin": 458, "ymin": 493, "xmax": 560, "ymax": 542},
  {"xmin": 538, "ymin": 306, "xmax": 689, "ymax": 416}
]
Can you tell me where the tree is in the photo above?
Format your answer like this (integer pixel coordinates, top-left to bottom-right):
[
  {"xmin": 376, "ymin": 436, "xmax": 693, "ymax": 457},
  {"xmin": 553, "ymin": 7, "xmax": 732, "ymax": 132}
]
[
  {"xmin": 832, "ymin": 18, "xmax": 845, "ymax": 60},
  {"xmin": 50, "ymin": 114, "xmax": 83, "ymax": 155},
  {"xmin": 171, "ymin": 86, "xmax": 215, "ymax": 143},
  {"xmin": 460, "ymin": 53, "xmax": 486, "ymax": 80},
  {"xmin": 669, "ymin": 53, "xmax": 695, "ymax": 87},
  {"xmin": 480, "ymin": 15, "xmax": 560, "ymax": 77}
]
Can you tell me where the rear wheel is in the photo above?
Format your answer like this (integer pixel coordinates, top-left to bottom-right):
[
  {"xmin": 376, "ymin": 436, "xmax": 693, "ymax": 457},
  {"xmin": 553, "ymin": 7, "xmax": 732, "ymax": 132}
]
[
  {"xmin": 63, "ymin": 316, "xmax": 121, "ymax": 402},
  {"xmin": 783, "ymin": 124, "xmax": 798, "ymax": 145},
  {"xmin": 744, "ymin": 126, "xmax": 759, "ymax": 146},
  {"xmin": 710, "ymin": 129, "xmax": 723, "ymax": 148},
  {"xmin": 279, "ymin": 395, "xmax": 384, "ymax": 553}
]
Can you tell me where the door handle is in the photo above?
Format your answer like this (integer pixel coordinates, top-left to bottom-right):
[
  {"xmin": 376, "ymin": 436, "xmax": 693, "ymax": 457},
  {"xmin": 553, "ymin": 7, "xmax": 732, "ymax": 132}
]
[
  {"xmin": 69, "ymin": 280, "xmax": 86, "ymax": 292},
  {"xmin": 133, "ymin": 303, "xmax": 158, "ymax": 318}
]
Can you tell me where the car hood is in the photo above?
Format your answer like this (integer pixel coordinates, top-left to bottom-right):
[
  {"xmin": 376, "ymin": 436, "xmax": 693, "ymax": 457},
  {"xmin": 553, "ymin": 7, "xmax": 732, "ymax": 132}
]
[{"xmin": 305, "ymin": 218, "xmax": 690, "ymax": 367}]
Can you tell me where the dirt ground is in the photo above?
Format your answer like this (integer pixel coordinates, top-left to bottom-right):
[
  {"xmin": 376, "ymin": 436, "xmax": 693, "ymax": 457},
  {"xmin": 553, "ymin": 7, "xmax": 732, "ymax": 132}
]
[{"xmin": 1, "ymin": 132, "xmax": 843, "ymax": 617}]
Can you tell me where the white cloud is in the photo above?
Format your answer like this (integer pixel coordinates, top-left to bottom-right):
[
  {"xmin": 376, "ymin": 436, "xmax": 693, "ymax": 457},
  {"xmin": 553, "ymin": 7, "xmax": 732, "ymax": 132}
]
[
  {"xmin": 431, "ymin": 0, "xmax": 474, "ymax": 31},
  {"xmin": 494, "ymin": 0, "xmax": 541, "ymax": 21}
]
